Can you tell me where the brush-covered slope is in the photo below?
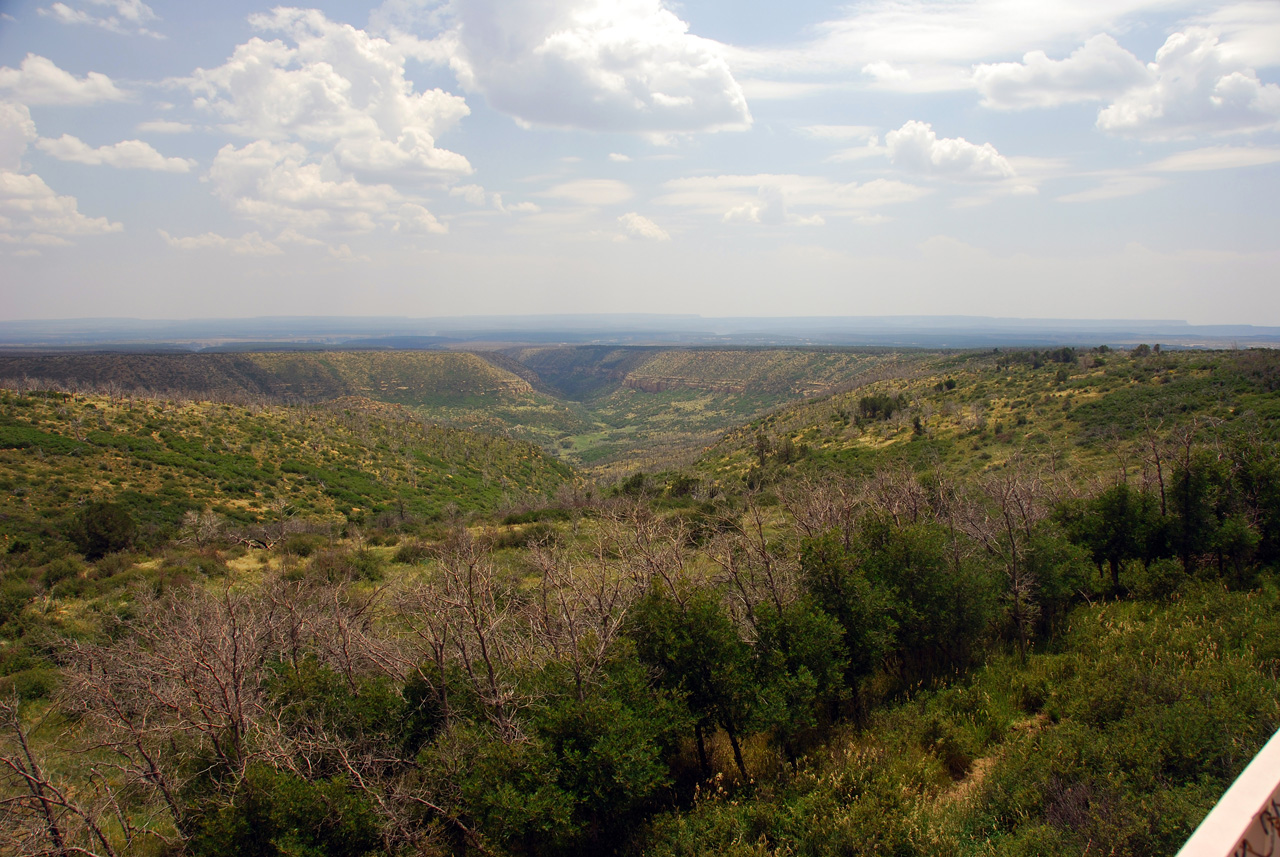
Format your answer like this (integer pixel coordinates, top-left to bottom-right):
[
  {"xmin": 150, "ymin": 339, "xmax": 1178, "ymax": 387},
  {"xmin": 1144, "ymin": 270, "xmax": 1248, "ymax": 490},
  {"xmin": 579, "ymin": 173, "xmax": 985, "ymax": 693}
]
[
  {"xmin": 0, "ymin": 390, "xmax": 574, "ymax": 550},
  {"xmin": 620, "ymin": 348, "xmax": 908, "ymax": 395},
  {"xmin": 504, "ymin": 347, "xmax": 922, "ymax": 472},
  {"xmin": 697, "ymin": 347, "xmax": 1280, "ymax": 484},
  {"xmin": 0, "ymin": 351, "xmax": 541, "ymax": 407},
  {"xmin": 500, "ymin": 346, "xmax": 663, "ymax": 400}
]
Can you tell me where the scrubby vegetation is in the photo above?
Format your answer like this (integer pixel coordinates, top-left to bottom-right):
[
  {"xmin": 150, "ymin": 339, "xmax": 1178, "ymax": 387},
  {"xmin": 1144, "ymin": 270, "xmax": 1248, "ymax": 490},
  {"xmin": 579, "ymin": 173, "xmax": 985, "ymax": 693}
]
[{"xmin": 0, "ymin": 345, "xmax": 1277, "ymax": 857}]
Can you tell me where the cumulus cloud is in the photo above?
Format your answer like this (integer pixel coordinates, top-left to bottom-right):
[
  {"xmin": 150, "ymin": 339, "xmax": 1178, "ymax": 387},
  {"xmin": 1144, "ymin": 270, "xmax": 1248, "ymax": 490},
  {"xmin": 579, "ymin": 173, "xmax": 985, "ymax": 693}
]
[
  {"xmin": 723, "ymin": 185, "xmax": 824, "ymax": 226},
  {"xmin": 657, "ymin": 173, "xmax": 929, "ymax": 223},
  {"xmin": 447, "ymin": 0, "xmax": 751, "ymax": 133},
  {"xmin": 449, "ymin": 183, "xmax": 487, "ymax": 205},
  {"xmin": 159, "ymin": 229, "xmax": 283, "ymax": 255},
  {"xmin": 1098, "ymin": 28, "xmax": 1280, "ymax": 138},
  {"xmin": 0, "ymin": 99, "xmax": 122, "ymax": 248},
  {"xmin": 1190, "ymin": 2, "xmax": 1280, "ymax": 67},
  {"xmin": 493, "ymin": 193, "xmax": 539, "ymax": 214},
  {"xmin": 729, "ymin": 0, "xmax": 1178, "ymax": 94},
  {"xmin": 885, "ymin": 121, "xmax": 1015, "ymax": 180},
  {"xmin": 974, "ymin": 34, "xmax": 1150, "ymax": 109},
  {"xmin": 40, "ymin": 0, "xmax": 162, "ymax": 37},
  {"xmin": 207, "ymin": 139, "xmax": 430, "ymax": 233},
  {"xmin": 188, "ymin": 8, "xmax": 471, "ymax": 177},
  {"xmin": 394, "ymin": 202, "xmax": 447, "ymax": 233},
  {"xmin": 36, "ymin": 134, "xmax": 195, "ymax": 172},
  {"xmin": 0, "ymin": 54, "xmax": 125, "ymax": 105},
  {"xmin": 0, "ymin": 102, "xmax": 37, "ymax": 172},
  {"xmin": 618, "ymin": 211, "xmax": 669, "ymax": 240},
  {"xmin": 0, "ymin": 170, "xmax": 122, "ymax": 244},
  {"xmin": 542, "ymin": 178, "xmax": 633, "ymax": 206}
]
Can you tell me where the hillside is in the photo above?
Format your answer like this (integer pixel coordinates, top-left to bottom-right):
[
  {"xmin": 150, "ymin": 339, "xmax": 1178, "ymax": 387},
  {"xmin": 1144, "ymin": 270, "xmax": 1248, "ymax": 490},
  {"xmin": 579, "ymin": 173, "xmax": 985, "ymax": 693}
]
[
  {"xmin": 698, "ymin": 346, "xmax": 1280, "ymax": 485},
  {"xmin": 492, "ymin": 347, "xmax": 924, "ymax": 471},
  {"xmin": 0, "ymin": 351, "xmax": 541, "ymax": 406},
  {"xmin": 1, "ymin": 346, "xmax": 1278, "ymax": 857},
  {"xmin": 0, "ymin": 347, "xmax": 932, "ymax": 472},
  {"xmin": 0, "ymin": 391, "xmax": 573, "ymax": 551}
]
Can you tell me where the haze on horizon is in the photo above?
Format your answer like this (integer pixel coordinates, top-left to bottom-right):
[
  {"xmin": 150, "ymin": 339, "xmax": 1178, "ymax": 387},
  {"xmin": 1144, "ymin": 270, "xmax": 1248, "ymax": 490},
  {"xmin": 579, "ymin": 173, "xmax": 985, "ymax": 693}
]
[{"xmin": 0, "ymin": 0, "xmax": 1277, "ymax": 325}]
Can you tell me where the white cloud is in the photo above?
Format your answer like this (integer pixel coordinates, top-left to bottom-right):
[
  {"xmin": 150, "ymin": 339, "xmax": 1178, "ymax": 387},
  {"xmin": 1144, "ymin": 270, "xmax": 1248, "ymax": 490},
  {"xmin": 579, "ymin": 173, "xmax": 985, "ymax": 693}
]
[
  {"xmin": 449, "ymin": 183, "xmax": 487, "ymax": 205},
  {"xmin": 208, "ymin": 139, "xmax": 434, "ymax": 234},
  {"xmin": 137, "ymin": 119, "xmax": 193, "ymax": 134},
  {"xmin": 800, "ymin": 125, "xmax": 877, "ymax": 141},
  {"xmin": 0, "ymin": 170, "xmax": 122, "ymax": 244},
  {"xmin": 1146, "ymin": 145, "xmax": 1280, "ymax": 171},
  {"xmin": 493, "ymin": 193, "xmax": 540, "ymax": 214},
  {"xmin": 885, "ymin": 121, "xmax": 1015, "ymax": 180},
  {"xmin": 974, "ymin": 34, "xmax": 1150, "ymax": 109},
  {"xmin": 736, "ymin": 79, "xmax": 832, "ymax": 101},
  {"xmin": 862, "ymin": 62, "xmax": 913, "ymax": 84},
  {"xmin": 1098, "ymin": 28, "xmax": 1280, "ymax": 138},
  {"xmin": 801, "ymin": 126, "xmax": 887, "ymax": 163},
  {"xmin": 723, "ymin": 185, "xmax": 824, "ymax": 226},
  {"xmin": 618, "ymin": 211, "xmax": 669, "ymax": 240},
  {"xmin": 88, "ymin": 0, "xmax": 156, "ymax": 23},
  {"xmin": 0, "ymin": 102, "xmax": 37, "ymax": 172},
  {"xmin": 542, "ymin": 178, "xmax": 633, "ymax": 206},
  {"xmin": 1190, "ymin": 2, "xmax": 1280, "ymax": 67},
  {"xmin": 1055, "ymin": 175, "xmax": 1167, "ymax": 202},
  {"xmin": 447, "ymin": 0, "xmax": 751, "ymax": 133},
  {"xmin": 36, "ymin": 134, "xmax": 195, "ymax": 172},
  {"xmin": 188, "ymin": 8, "xmax": 471, "ymax": 177},
  {"xmin": 328, "ymin": 243, "xmax": 371, "ymax": 263},
  {"xmin": 729, "ymin": 0, "xmax": 1181, "ymax": 94},
  {"xmin": 0, "ymin": 54, "xmax": 125, "ymax": 105},
  {"xmin": 395, "ymin": 202, "xmax": 448, "ymax": 233},
  {"xmin": 657, "ymin": 173, "xmax": 929, "ymax": 223},
  {"xmin": 609, "ymin": 152, "xmax": 632, "ymax": 162},
  {"xmin": 39, "ymin": 1, "xmax": 161, "ymax": 37},
  {"xmin": 159, "ymin": 229, "xmax": 282, "ymax": 255}
]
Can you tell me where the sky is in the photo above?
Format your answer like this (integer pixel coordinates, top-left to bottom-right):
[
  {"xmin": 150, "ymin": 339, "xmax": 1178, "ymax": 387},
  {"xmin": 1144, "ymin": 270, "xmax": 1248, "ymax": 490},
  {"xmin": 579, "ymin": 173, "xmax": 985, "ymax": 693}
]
[{"xmin": 0, "ymin": 0, "xmax": 1278, "ymax": 324}]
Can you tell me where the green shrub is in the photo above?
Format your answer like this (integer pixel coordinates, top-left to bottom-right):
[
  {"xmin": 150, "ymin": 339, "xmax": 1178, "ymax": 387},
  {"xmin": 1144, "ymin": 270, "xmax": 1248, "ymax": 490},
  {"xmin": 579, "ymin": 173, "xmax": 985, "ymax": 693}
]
[
  {"xmin": 0, "ymin": 579, "xmax": 35, "ymax": 625},
  {"xmin": 1127, "ymin": 558, "xmax": 1184, "ymax": 599},
  {"xmin": 40, "ymin": 556, "xmax": 83, "ymax": 589},
  {"xmin": 488, "ymin": 522, "xmax": 561, "ymax": 550},
  {"xmin": 392, "ymin": 541, "xmax": 431, "ymax": 564},
  {"xmin": 70, "ymin": 501, "xmax": 136, "ymax": 560},
  {"xmin": 308, "ymin": 547, "xmax": 383, "ymax": 582},
  {"xmin": 281, "ymin": 532, "xmax": 328, "ymax": 558},
  {"xmin": 0, "ymin": 666, "xmax": 58, "ymax": 700},
  {"xmin": 189, "ymin": 764, "xmax": 381, "ymax": 857}
]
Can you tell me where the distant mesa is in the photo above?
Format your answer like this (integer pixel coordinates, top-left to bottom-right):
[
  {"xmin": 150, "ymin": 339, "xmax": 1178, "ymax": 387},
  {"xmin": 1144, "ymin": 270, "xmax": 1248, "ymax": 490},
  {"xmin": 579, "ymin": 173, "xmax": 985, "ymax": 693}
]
[{"xmin": 1, "ymin": 314, "xmax": 1278, "ymax": 352}]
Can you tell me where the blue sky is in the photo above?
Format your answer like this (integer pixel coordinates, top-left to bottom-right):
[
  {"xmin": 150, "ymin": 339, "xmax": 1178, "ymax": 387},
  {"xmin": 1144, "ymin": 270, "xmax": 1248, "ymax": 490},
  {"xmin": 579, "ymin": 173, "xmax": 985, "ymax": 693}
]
[{"xmin": 1, "ymin": 0, "xmax": 1278, "ymax": 323}]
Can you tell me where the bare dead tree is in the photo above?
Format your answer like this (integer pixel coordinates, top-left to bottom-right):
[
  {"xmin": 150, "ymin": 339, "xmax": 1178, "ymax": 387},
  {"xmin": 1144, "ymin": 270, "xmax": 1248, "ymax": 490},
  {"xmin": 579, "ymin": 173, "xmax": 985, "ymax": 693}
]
[
  {"xmin": 0, "ymin": 696, "xmax": 119, "ymax": 857},
  {"xmin": 958, "ymin": 465, "xmax": 1050, "ymax": 662},
  {"xmin": 708, "ymin": 504, "xmax": 796, "ymax": 633},
  {"xmin": 1142, "ymin": 412, "xmax": 1170, "ymax": 515},
  {"xmin": 526, "ymin": 536, "xmax": 642, "ymax": 702},
  {"xmin": 179, "ymin": 509, "xmax": 225, "ymax": 548},
  {"xmin": 867, "ymin": 464, "xmax": 934, "ymax": 528},
  {"xmin": 61, "ymin": 584, "xmax": 285, "ymax": 789},
  {"xmin": 395, "ymin": 529, "xmax": 523, "ymax": 737},
  {"xmin": 778, "ymin": 476, "xmax": 863, "ymax": 548},
  {"xmin": 602, "ymin": 501, "xmax": 689, "ymax": 605}
]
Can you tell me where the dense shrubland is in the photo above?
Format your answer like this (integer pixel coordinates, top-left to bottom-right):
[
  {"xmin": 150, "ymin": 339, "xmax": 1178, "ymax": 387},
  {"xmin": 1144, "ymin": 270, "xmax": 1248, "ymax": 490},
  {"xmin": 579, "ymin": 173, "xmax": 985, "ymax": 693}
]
[{"xmin": 0, "ymin": 347, "xmax": 1278, "ymax": 857}]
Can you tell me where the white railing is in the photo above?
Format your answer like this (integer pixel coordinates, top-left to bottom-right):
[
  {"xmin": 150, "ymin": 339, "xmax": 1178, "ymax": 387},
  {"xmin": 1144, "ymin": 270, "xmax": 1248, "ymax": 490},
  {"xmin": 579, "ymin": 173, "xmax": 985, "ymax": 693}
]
[{"xmin": 1177, "ymin": 727, "xmax": 1280, "ymax": 857}]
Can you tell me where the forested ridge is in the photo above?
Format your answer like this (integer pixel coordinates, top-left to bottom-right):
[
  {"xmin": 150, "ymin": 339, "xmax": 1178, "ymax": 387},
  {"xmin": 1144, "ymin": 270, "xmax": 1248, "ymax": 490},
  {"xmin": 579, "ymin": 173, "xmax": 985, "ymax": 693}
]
[{"xmin": 1, "ymin": 345, "xmax": 1278, "ymax": 857}]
